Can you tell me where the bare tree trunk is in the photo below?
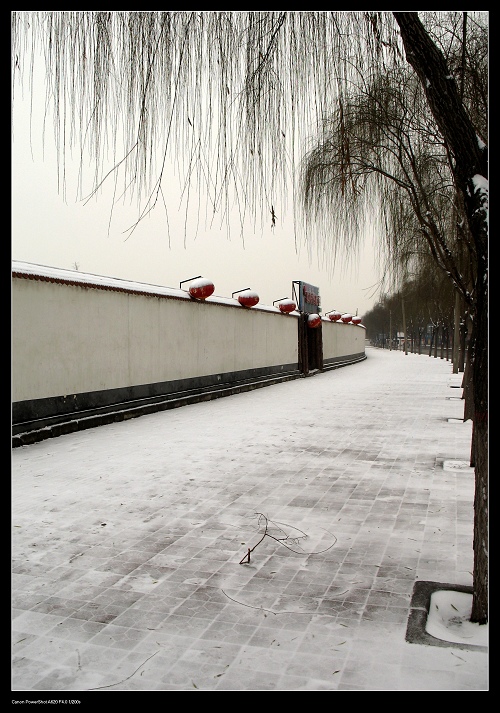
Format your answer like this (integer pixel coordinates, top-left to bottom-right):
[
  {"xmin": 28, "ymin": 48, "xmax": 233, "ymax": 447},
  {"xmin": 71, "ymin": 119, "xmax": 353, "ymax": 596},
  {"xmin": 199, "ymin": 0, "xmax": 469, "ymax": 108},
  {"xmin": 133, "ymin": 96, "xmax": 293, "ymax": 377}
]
[
  {"xmin": 402, "ymin": 298, "xmax": 408, "ymax": 355},
  {"xmin": 453, "ymin": 292, "xmax": 461, "ymax": 373},
  {"xmin": 459, "ymin": 322, "xmax": 466, "ymax": 372},
  {"xmin": 394, "ymin": 12, "xmax": 488, "ymax": 624},
  {"xmin": 459, "ymin": 314, "xmax": 471, "ymax": 373},
  {"xmin": 462, "ymin": 350, "xmax": 474, "ymax": 423},
  {"xmin": 469, "ymin": 271, "xmax": 488, "ymax": 623}
]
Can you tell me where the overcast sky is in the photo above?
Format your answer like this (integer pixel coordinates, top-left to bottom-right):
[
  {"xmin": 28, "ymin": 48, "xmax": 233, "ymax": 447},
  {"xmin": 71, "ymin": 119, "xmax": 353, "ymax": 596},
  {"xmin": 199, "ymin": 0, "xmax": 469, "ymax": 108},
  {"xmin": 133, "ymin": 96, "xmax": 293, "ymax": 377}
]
[{"xmin": 11, "ymin": 55, "xmax": 383, "ymax": 318}]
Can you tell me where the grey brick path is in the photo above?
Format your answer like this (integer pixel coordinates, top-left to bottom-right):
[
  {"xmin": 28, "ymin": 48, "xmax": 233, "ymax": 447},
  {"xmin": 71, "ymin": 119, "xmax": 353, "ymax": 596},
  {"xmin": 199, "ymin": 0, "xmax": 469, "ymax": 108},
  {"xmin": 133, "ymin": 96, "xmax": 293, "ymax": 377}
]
[{"xmin": 12, "ymin": 347, "xmax": 488, "ymax": 692}]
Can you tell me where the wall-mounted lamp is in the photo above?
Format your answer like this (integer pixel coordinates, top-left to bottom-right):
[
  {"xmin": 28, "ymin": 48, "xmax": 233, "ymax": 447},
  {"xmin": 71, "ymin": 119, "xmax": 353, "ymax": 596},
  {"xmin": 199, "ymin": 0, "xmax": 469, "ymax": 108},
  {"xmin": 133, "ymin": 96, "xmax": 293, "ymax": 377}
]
[
  {"xmin": 232, "ymin": 288, "xmax": 260, "ymax": 307},
  {"xmin": 273, "ymin": 297, "xmax": 296, "ymax": 314},
  {"xmin": 325, "ymin": 310, "xmax": 342, "ymax": 321},
  {"xmin": 180, "ymin": 276, "xmax": 215, "ymax": 300},
  {"xmin": 307, "ymin": 313, "xmax": 321, "ymax": 328}
]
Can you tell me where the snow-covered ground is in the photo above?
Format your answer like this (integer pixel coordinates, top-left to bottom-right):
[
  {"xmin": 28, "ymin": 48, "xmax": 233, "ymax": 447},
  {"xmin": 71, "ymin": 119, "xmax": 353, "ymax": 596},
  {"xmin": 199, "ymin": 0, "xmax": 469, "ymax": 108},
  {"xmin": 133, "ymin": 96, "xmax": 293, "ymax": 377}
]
[
  {"xmin": 426, "ymin": 590, "xmax": 486, "ymax": 646},
  {"xmin": 12, "ymin": 347, "xmax": 488, "ymax": 692}
]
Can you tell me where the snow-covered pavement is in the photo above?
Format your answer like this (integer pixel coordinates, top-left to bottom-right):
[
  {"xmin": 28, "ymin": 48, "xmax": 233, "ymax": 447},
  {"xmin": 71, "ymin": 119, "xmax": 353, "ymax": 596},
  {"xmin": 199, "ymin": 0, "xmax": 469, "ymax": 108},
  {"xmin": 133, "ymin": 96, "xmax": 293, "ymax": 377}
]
[{"xmin": 11, "ymin": 347, "xmax": 488, "ymax": 693}]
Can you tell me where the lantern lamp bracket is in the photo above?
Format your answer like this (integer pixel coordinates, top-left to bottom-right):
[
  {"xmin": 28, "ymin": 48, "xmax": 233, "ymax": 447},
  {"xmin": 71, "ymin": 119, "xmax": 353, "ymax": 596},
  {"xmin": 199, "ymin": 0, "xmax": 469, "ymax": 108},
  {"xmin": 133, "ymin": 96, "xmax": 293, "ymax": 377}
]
[{"xmin": 180, "ymin": 276, "xmax": 203, "ymax": 288}]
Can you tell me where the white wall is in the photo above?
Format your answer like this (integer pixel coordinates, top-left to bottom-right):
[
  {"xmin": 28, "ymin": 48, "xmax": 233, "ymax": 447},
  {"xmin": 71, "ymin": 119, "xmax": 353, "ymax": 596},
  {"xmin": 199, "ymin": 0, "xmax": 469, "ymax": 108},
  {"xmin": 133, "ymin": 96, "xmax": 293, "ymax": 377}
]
[
  {"xmin": 12, "ymin": 276, "xmax": 300, "ymax": 402},
  {"xmin": 322, "ymin": 317, "xmax": 366, "ymax": 361}
]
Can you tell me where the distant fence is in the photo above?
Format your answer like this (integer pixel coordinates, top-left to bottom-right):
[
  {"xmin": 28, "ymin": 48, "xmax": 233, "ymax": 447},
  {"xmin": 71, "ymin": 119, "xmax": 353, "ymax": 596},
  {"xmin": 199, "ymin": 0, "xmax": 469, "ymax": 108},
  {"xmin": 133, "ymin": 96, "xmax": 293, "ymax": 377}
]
[
  {"xmin": 12, "ymin": 263, "xmax": 366, "ymax": 445},
  {"xmin": 371, "ymin": 341, "xmax": 467, "ymax": 363}
]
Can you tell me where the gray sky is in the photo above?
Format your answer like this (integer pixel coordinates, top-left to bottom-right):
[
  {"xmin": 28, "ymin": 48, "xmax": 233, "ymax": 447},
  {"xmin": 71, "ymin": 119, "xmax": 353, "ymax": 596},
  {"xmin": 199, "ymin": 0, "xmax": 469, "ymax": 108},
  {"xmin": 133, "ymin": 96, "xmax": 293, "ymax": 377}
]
[{"xmin": 12, "ymin": 61, "xmax": 383, "ymax": 318}]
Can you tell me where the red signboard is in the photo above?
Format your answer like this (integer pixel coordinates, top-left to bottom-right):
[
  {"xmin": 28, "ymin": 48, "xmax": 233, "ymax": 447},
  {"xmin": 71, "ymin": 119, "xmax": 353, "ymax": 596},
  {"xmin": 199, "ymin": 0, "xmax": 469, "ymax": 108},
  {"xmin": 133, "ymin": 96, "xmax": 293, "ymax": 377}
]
[{"xmin": 297, "ymin": 281, "xmax": 320, "ymax": 314}]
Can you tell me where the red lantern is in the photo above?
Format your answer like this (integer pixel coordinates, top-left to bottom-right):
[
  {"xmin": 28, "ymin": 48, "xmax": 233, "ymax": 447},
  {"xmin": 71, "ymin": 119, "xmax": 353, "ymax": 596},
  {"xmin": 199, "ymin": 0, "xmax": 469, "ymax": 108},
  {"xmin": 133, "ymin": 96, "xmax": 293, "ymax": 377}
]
[
  {"xmin": 352, "ymin": 315, "xmax": 362, "ymax": 325},
  {"xmin": 237, "ymin": 290, "xmax": 260, "ymax": 308},
  {"xmin": 278, "ymin": 299, "xmax": 296, "ymax": 313},
  {"xmin": 328, "ymin": 311, "xmax": 342, "ymax": 321},
  {"xmin": 188, "ymin": 278, "xmax": 215, "ymax": 300},
  {"xmin": 341, "ymin": 313, "xmax": 352, "ymax": 323},
  {"xmin": 307, "ymin": 313, "xmax": 321, "ymax": 328}
]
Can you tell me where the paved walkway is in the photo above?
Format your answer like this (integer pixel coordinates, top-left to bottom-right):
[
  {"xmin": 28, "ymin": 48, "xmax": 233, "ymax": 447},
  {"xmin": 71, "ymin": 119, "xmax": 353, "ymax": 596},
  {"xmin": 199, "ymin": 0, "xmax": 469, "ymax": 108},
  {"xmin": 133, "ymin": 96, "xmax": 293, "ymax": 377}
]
[{"xmin": 11, "ymin": 347, "xmax": 488, "ymax": 693}]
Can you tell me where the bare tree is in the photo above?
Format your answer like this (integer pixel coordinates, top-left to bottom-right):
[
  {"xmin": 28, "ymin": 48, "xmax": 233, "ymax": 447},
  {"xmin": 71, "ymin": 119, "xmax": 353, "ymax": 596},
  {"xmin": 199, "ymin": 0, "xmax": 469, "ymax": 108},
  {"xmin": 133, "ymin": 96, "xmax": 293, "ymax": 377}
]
[
  {"xmin": 393, "ymin": 13, "xmax": 487, "ymax": 625},
  {"xmin": 301, "ymin": 64, "xmax": 473, "ymax": 302},
  {"xmin": 11, "ymin": 10, "xmax": 488, "ymax": 623}
]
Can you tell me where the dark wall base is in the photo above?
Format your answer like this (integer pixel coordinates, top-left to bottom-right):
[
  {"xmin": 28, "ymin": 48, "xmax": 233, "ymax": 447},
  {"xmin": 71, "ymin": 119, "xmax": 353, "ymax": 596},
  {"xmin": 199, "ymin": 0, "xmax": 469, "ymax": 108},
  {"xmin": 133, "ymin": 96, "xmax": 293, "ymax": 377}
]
[
  {"xmin": 323, "ymin": 353, "xmax": 366, "ymax": 370},
  {"xmin": 12, "ymin": 354, "xmax": 367, "ymax": 447},
  {"xmin": 13, "ymin": 364, "xmax": 299, "ymax": 427},
  {"xmin": 12, "ymin": 364, "xmax": 300, "ymax": 446}
]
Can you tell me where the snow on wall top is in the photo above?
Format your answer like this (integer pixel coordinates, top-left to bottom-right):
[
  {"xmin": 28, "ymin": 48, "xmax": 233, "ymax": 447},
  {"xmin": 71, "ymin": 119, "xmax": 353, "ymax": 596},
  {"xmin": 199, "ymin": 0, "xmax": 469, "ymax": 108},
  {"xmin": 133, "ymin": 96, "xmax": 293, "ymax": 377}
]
[{"xmin": 11, "ymin": 260, "xmax": 296, "ymax": 315}]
